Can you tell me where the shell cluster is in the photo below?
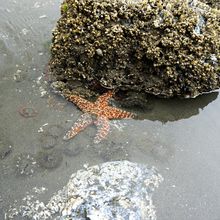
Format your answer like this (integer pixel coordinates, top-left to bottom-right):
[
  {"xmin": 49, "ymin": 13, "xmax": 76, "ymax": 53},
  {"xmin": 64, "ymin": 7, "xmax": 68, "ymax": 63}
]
[
  {"xmin": 49, "ymin": 0, "xmax": 220, "ymax": 98},
  {"xmin": 6, "ymin": 161, "xmax": 163, "ymax": 219}
]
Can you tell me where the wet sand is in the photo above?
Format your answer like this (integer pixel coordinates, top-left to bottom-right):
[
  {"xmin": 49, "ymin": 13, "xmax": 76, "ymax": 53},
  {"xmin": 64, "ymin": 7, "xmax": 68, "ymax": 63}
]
[{"xmin": 0, "ymin": 0, "xmax": 220, "ymax": 219}]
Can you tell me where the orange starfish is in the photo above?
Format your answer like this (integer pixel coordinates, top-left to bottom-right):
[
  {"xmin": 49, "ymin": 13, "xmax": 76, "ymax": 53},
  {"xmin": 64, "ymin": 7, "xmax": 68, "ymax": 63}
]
[{"xmin": 63, "ymin": 91, "xmax": 135, "ymax": 143}]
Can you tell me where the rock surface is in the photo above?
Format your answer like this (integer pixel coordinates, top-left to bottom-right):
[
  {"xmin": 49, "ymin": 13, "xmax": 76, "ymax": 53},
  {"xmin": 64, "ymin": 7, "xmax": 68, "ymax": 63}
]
[
  {"xmin": 49, "ymin": 0, "xmax": 220, "ymax": 98},
  {"xmin": 6, "ymin": 161, "xmax": 163, "ymax": 219},
  {"xmin": 201, "ymin": 0, "xmax": 220, "ymax": 9}
]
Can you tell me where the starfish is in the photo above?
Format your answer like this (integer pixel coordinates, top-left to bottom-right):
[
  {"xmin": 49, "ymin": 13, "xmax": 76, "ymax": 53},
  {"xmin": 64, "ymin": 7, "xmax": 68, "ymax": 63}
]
[{"xmin": 63, "ymin": 91, "xmax": 135, "ymax": 143}]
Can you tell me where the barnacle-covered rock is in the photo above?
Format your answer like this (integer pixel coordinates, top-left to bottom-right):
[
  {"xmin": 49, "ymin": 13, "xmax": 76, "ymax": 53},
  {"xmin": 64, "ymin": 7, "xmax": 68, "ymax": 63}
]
[
  {"xmin": 6, "ymin": 161, "xmax": 163, "ymax": 219},
  {"xmin": 49, "ymin": 0, "xmax": 220, "ymax": 98}
]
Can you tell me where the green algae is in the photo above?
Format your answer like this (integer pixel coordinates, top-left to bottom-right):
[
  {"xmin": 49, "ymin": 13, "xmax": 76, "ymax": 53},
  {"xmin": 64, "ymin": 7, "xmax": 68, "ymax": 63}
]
[{"xmin": 61, "ymin": 2, "xmax": 68, "ymax": 13}]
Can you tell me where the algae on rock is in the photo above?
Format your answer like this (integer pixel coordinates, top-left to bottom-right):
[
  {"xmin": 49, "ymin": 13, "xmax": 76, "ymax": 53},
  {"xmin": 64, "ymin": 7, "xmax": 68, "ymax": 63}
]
[{"xmin": 49, "ymin": 0, "xmax": 220, "ymax": 98}]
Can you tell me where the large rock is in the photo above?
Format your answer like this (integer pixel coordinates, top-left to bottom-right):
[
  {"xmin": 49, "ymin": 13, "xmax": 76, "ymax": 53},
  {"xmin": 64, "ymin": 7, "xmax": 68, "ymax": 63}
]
[
  {"xmin": 49, "ymin": 0, "xmax": 220, "ymax": 98},
  {"xmin": 6, "ymin": 161, "xmax": 163, "ymax": 219}
]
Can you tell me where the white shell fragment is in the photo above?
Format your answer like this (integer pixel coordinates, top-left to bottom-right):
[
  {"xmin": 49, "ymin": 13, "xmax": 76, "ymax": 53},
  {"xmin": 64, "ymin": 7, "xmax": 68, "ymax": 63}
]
[{"xmin": 6, "ymin": 160, "xmax": 163, "ymax": 220}]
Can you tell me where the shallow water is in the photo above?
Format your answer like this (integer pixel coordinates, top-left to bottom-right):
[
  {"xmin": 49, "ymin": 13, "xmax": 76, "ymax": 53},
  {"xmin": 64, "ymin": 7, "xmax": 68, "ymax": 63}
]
[{"xmin": 0, "ymin": 0, "xmax": 220, "ymax": 219}]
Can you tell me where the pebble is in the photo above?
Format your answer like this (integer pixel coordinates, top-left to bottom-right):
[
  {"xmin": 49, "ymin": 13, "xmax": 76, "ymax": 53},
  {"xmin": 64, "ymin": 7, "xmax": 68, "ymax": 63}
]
[
  {"xmin": 96, "ymin": 48, "xmax": 103, "ymax": 56},
  {"xmin": 13, "ymin": 70, "xmax": 23, "ymax": 82}
]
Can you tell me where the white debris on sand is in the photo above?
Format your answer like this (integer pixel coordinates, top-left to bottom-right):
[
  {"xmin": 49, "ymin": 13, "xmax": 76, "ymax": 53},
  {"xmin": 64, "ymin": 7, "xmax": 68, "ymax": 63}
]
[
  {"xmin": 37, "ymin": 123, "xmax": 48, "ymax": 133},
  {"xmin": 39, "ymin": 15, "xmax": 47, "ymax": 19},
  {"xmin": 6, "ymin": 160, "xmax": 163, "ymax": 220}
]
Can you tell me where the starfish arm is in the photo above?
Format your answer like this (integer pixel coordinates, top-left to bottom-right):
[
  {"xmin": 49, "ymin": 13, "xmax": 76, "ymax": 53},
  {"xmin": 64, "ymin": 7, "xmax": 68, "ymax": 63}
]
[
  {"xmin": 68, "ymin": 95, "xmax": 94, "ymax": 112},
  {"xmin": 94, "ymin": 116, "xmax": 110, "ymax": 144},
  {"xmin": 103, "ymin": 106, "xmax": 135, "ymax": 119},
  {"xmin": 63, "ymin": 113, "xmax": 93, "ymax": 140},
  {"xmin": 95, "ymin": 90, "xmax": 114, "ymax": 107}
]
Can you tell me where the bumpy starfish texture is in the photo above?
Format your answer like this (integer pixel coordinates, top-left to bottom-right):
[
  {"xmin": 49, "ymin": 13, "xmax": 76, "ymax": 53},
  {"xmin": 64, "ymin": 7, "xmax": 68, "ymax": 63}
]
[{"xmin": 63, "ymin": 91, "xmax": 135, "ymax": 143}]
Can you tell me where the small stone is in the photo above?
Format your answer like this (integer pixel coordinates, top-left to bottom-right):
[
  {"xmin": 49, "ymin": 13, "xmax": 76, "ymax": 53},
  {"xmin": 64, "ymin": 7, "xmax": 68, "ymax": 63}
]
[
  {"xmin": 13, "ymin": 70, "xmax": 24, "ymax": 82},
  {"xmin": 96, "ymin": 48, "xmax": 103, "ymax": 56},
  {"xmin": 22, "ymin": 28, "xmax": 29, "ymax": 35}
]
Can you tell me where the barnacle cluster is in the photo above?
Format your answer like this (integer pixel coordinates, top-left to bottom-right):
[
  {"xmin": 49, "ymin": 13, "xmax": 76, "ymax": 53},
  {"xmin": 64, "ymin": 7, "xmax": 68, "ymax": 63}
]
[
  {"xmin": 201, "ymin": 0, "xmax": 220, "ymax": 9},
  {"xmin": 49, "ymin": 0, "xmax": 220, "ymax": 98}
]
